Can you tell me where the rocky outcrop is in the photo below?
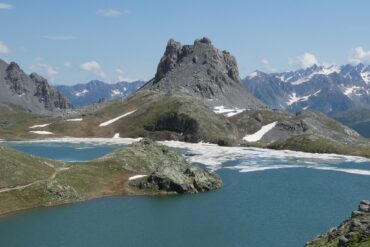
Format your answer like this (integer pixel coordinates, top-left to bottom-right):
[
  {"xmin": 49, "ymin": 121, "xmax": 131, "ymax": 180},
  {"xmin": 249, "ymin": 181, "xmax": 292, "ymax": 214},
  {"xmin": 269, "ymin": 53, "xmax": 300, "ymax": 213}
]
[
  {"xmin": 125, "ymin": 139, "xmax": 223, "ymax": 194},
  {"xmin": 0, "ymin": 59, "xmax": 72, "ymax": 113},
  {"xmin": 306, "ymin": 200, "xmax": 370, "ymax": 247},
  {"xmin": 130, "ymin": 164, "xmax": 222, "ymax": 194},
  {"xmin": 142, "ymin": 37, "xmax": 264, "ymax": 109}
]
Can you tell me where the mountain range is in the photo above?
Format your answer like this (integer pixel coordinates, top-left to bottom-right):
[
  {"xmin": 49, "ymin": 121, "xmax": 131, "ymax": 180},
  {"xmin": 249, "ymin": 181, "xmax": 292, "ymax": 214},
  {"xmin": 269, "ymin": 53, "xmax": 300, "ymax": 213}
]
[
  {"xmin": 243, "ymin": 63, "xmax": 370, "ymax": 137},
  {"xmin": 0, "ymin": 37, "xmax": 369, "ymax": 158},
  {"xmin": 56, "ymin": 80, "xmax": 145, "ymax": 107}
]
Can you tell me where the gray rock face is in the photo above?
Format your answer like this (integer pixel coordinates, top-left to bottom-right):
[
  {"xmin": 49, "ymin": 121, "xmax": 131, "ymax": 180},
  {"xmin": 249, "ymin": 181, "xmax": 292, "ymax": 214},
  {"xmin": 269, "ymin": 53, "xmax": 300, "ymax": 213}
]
[
  {"xmin": 131, "ymin": 164, "xmax": 223, "ymax": 194},
  {"xmin": 142, "ymin": 37, "xmax": 265, "ymax": 109},
  {"xmin": 0, "ymin": 59, "xmax": 72, "ymax": 113},
  {"xmin": 127, "ymin": 138, "xmax": 223, "ymax": 194}
]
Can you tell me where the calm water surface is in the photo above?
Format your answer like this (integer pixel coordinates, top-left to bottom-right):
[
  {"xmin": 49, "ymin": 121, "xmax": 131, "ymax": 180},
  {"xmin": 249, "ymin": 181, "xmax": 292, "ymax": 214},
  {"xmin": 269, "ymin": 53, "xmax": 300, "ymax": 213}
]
[{"xmin": 1, "ymin": 142, "xmax": 370, "ymax": 247}]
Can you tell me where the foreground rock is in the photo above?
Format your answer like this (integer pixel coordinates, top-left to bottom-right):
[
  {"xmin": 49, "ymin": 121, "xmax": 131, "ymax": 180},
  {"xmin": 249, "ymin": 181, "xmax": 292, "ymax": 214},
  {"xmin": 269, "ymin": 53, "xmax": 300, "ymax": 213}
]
[
  {"xmin": 306, "ymin": 200, "xmax": 370, "ymax": 247},
  {"xmin": 0, "ymin": 139, "xmax": 222, "ymax": 216}
]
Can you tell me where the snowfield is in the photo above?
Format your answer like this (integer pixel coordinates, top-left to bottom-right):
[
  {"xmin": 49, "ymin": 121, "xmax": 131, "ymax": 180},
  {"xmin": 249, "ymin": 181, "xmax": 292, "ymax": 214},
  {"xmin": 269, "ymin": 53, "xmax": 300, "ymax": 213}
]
[
  {"xmin": 128, "ymin": 175, "xmax": 147, "ymax": 181},
  {"xmin": 213, "ymin": 106, "xmax": 245, "ymax": 117},
  {"xmin": 99, "ymin": 110, "xmax": 137, "ymax": 127},
  {"xmin": 243, "ymin": 121, "xmax": 277, "ymax": 142},
  {"xmin": 75, "ymin": 89, "xmax": 88, "ymax": 97},
  {"xmin": 287, "ymin": 90, "xmax": 321, "ymax": 106},
  {"xmin": 29, "ymin": 123, "xmax": 50, "ymax": 129},
  {"xmin": 66, "ymin": 118, "xmax": 83, "ymax": 122},
  {"xmin": 29, "ymin": 131, "xmax": 54, "ymax": 135}
]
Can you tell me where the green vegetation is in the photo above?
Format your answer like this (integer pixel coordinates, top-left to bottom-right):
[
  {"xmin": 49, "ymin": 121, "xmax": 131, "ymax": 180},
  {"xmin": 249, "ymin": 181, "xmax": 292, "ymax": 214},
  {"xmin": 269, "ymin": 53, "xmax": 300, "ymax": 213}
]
[
  {"xmin": 0, "ymin": 139, "xmax": 222, "ymax": 216},
  {"xmin": 0, "ymin": 104, "xmax": 52, "ymax": 139}
]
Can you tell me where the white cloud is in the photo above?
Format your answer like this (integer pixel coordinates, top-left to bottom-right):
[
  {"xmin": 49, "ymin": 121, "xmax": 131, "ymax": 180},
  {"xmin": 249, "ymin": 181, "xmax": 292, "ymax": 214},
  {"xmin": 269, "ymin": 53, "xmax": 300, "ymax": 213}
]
[
  {"xmin": 44, "ymin": 36, "xmax": 76, "ymax": 41},
  {"xmin": 0, "ymin": 41, "xmax": 10, "ymax": 54},
  {"xmin": 64, "ymin": 61, "xmax": 71, "ymax": 68},
  {"xmin": 348, "ymin": 47, "xmax": 370, "ymax": 64},
  {"xmin": 0, "ymin": 3, "xmax": 12, "ymax": 9},
  {"xmin": 30, "ymin": 63, "xmax": 58, "ymax": 82},
  {"xmin": 116, "ymin": 68, "xmax": 134, "ymax": 82},
  {"xmin": 96, "ymin": 9, "xmax": 128, "ymax": 17},
  {"xmin": 260, "ymin": 58, "xmax": 277, "ymax": 72},
  {"xmin": 290, "ymin": 52, "xmax": 318, "ymax": 68},
  {"xmin": 80, "ymin": 61, "xmax": 106, "ymax": 79}
]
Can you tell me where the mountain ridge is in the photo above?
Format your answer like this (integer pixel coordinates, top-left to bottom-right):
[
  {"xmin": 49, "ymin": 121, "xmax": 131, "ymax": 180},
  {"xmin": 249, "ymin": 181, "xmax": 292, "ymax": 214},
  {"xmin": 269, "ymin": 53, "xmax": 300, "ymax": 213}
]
[
  {"xmin": 0, "ymin": 59, "xmax": 72, "ymax": 113},
  {"xmin": 56, "ymin": 80, "xmax": 145, "ymax": 107},
  {"xmin": 243, "ymin": 63, "xmax": 370, "ymax": 137}
]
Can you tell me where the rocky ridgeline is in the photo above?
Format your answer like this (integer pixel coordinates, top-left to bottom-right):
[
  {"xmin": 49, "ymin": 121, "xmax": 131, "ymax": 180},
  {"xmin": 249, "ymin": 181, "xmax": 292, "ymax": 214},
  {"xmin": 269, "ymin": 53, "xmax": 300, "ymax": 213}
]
[
  {"xmin": 142, "ymin": 37, "xmax": 264, "ymax": 109},
  {"xmin": 0, "ymin": 59, "xmax": 72, "ymax": 113},
  {"xmin": 306, "ymin": 200, "xmax": 370, "ymax": 247}
]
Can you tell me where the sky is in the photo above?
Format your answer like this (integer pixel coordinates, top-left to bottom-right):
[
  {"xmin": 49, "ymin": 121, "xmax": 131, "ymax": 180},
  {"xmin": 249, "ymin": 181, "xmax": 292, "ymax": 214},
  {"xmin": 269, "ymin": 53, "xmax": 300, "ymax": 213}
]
[{"xmin": 1, "ymin": 0, "xmax": 370, "ymax": 85}]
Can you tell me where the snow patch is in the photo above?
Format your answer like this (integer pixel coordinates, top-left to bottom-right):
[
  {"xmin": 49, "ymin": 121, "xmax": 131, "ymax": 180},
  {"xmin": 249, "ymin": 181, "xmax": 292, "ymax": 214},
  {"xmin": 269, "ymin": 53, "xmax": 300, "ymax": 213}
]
[
  {"xmin": 246, "ymin": 71, "xmax": 259, "ymax": 79},
  {"xmin": 29, "ymin": 123, "xmax": 50, "ymax": 129},
  {"xmin": 128, "ymin": 175, "xmax": 147, "ymax": 181},
  {"xmin": 290, "ymin": 65, "xmax": 340, "ymax": 85},
  {"xmin": 75, "ymin": 89, "xmax": 88, "ymax": 97},
  {"xmin": 343, "ymin": 86, "xmax": 365, "ymax": 96},
  {"xmin": 111, "ymin": 89, "xmax": 123, "ymax": 97},
  {"xmin": 287, "ymin": 90, "xmax": 321, "ymax": 106},
  {"xmin": 361, "ymin": 71, "xmax": 370, "ymax": 84},
  {"xmin": 66, "ymin": 118, "xmax": 83, "ymax": 122},
  {"xmin": 213, "ymin": 106, "xmax": 245, "ymax": 117},
  {"xmin": 243, "ymin": 121, "xmax": 277, "ymax": 142},
  {"xmin": 99, "ymin": 110, "xmax": 137, "ymax": 127},
  {"xmin": 113, "ymin": 133, "xmax": 120, "ymax": 139},
  {"xmin": 29, "ymin": 131, "xmax": 54, "ymax": 135}
]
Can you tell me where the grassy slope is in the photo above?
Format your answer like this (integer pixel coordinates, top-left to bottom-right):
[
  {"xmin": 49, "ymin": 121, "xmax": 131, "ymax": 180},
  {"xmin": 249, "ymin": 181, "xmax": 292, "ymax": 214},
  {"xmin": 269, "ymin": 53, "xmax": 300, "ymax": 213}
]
[
  {"xmin": 48, "ymin": 90, "xmax": 236, "ymax": 144},
  {"xmin": 0, "ymin": 104, "xmax": 53, "ymax": 139},
  {"xmin": 0, "ymin": 139, "xmax": 203, "ymax": 216},
  {"xmin": 1, "ymin": 92, "xmax": 370, "ymax": 158}
]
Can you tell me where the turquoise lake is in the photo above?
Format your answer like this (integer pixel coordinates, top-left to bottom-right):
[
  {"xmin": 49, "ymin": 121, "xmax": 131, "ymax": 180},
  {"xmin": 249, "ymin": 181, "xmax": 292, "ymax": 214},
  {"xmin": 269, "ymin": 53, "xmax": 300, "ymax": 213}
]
[{"xmin": 1, "ymin": 141, "xmax": 370, "ymax": 247}]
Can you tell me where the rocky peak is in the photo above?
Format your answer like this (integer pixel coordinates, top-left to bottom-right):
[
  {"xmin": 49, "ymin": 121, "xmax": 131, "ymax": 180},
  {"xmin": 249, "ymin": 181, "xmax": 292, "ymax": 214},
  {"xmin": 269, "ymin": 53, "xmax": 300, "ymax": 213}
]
[
  {"xmin": 5, "ymin": 62, "xmax": 30, "ymax": 95},
  {"xmin": 0, "ymin": 60, "xmax": 72, "ymax": 113},
  {"xmin": 30, "ymin": 72, "xmax": 72, "ymax": 110},
  {"xmin": 144, "ymin": 37, "xmax": 263, "ymax": 109}
]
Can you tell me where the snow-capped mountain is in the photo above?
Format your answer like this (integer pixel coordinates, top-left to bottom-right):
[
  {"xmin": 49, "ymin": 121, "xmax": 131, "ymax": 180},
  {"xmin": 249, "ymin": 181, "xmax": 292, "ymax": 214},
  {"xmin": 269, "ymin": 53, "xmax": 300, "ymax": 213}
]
[
  {"xmin": 243, "ymin": 63, "xmax": 370, "ymax": 136},
  {"xmin": 56, "ymin": 80, "xmax": 145, "ymax": 107},
  {"xmin": 243, "ymin": 63, "xmax": 370, "ymax": 114}
]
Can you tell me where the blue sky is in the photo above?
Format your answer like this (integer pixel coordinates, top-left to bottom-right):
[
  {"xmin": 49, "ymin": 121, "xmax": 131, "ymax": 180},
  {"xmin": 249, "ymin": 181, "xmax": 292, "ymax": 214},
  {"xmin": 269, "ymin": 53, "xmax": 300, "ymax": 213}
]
[{"xmin": 1, "ymin": 0, "xmax": 370, "ymax": 85}]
